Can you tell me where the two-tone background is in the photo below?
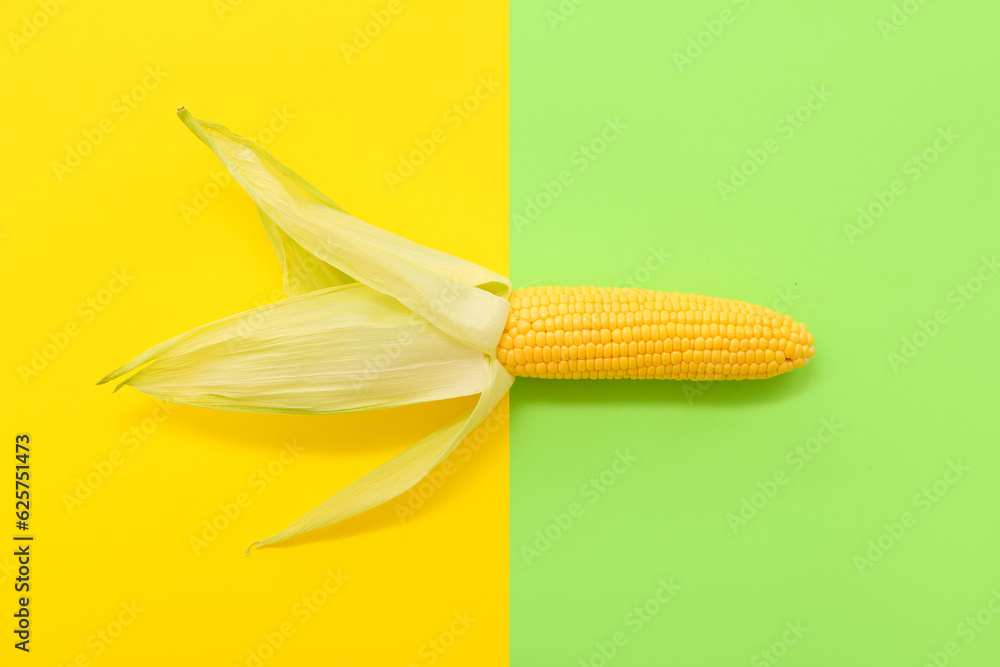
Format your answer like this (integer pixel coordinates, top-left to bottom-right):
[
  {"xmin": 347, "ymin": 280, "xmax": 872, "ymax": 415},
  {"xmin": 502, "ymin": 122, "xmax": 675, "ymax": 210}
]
[{"xmin": 3, "ymin": 1, "xmax": 998, "ymax": 665}]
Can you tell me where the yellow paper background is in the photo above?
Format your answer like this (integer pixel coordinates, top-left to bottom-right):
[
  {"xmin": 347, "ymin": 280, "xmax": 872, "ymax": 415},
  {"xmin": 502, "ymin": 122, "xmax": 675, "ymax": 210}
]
[{"xmin": 1, "ymin": 2, "xmax": 508, "ymax": 665}]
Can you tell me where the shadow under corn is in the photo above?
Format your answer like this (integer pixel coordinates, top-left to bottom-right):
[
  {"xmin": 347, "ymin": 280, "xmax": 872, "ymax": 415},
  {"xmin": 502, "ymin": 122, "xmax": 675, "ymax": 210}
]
[
  {"xmin": 510, "ymin": 362, "xmax": 818, "ymax": 409},
  {"xmin": 250, "ymin": 430, "xmax": 495, "ymax": 551},
  {"xmin": 247, "ymin": 366, "xmax": 820, "ymax": 550},
  {"xmin": 135, "ymin": 393, "xmax": 479, "ymax": 456}
]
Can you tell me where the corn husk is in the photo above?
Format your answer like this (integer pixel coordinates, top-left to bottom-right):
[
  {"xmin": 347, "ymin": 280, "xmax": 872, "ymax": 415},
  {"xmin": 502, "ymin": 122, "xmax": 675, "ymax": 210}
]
[
  {"xmin": 176, "ymin": 109, "xmax": 511, "ymax": 352},
  {"xmin": 99, "ymin": 283, "xmax": 491, "ymax": 413},
  {"xmin": 101, "ymin": 109, "xmax": 514, "ymax": 553}
]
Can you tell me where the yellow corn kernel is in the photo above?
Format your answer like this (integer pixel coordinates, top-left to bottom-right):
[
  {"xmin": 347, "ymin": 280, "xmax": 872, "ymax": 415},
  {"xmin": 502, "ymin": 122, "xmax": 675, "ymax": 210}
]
[{"xmin": 495, "ymin": 286, "xmax": 815, "ymax": 380}]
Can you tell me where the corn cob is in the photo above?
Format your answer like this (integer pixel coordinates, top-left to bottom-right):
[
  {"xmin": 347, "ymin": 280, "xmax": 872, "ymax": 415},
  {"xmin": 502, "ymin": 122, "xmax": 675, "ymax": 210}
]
[
  {"xmin": 496, "ymin": 286, "xmax": 814, "ymax": 380},
  {"xmin": 105, "ymin": 110, "xmax": 820, "ymax": 553}
]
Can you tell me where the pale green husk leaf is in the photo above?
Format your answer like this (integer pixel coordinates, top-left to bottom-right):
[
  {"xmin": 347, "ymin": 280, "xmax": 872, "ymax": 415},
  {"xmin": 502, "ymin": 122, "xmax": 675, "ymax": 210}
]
[
  {"xmin": 102, "ymin": 110, "xmax": 517, "ymax": 551},
  {"xmin": 177, "ymin": 108, "xmax": 511, "ymax": 354},
  {"xmin": 246, "ymin": 355, "xmax": 512, "ymax": 553},
  {"xmin": 98, "ymin": 283, "xmax": 488, "ymax": 414}
]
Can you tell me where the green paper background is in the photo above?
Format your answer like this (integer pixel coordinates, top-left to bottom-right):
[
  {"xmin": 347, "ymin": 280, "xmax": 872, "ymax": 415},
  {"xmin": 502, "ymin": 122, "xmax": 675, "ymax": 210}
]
[{"xmin": 510, "ymin": 2, "xmax": 1000, "ymax": 665}]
